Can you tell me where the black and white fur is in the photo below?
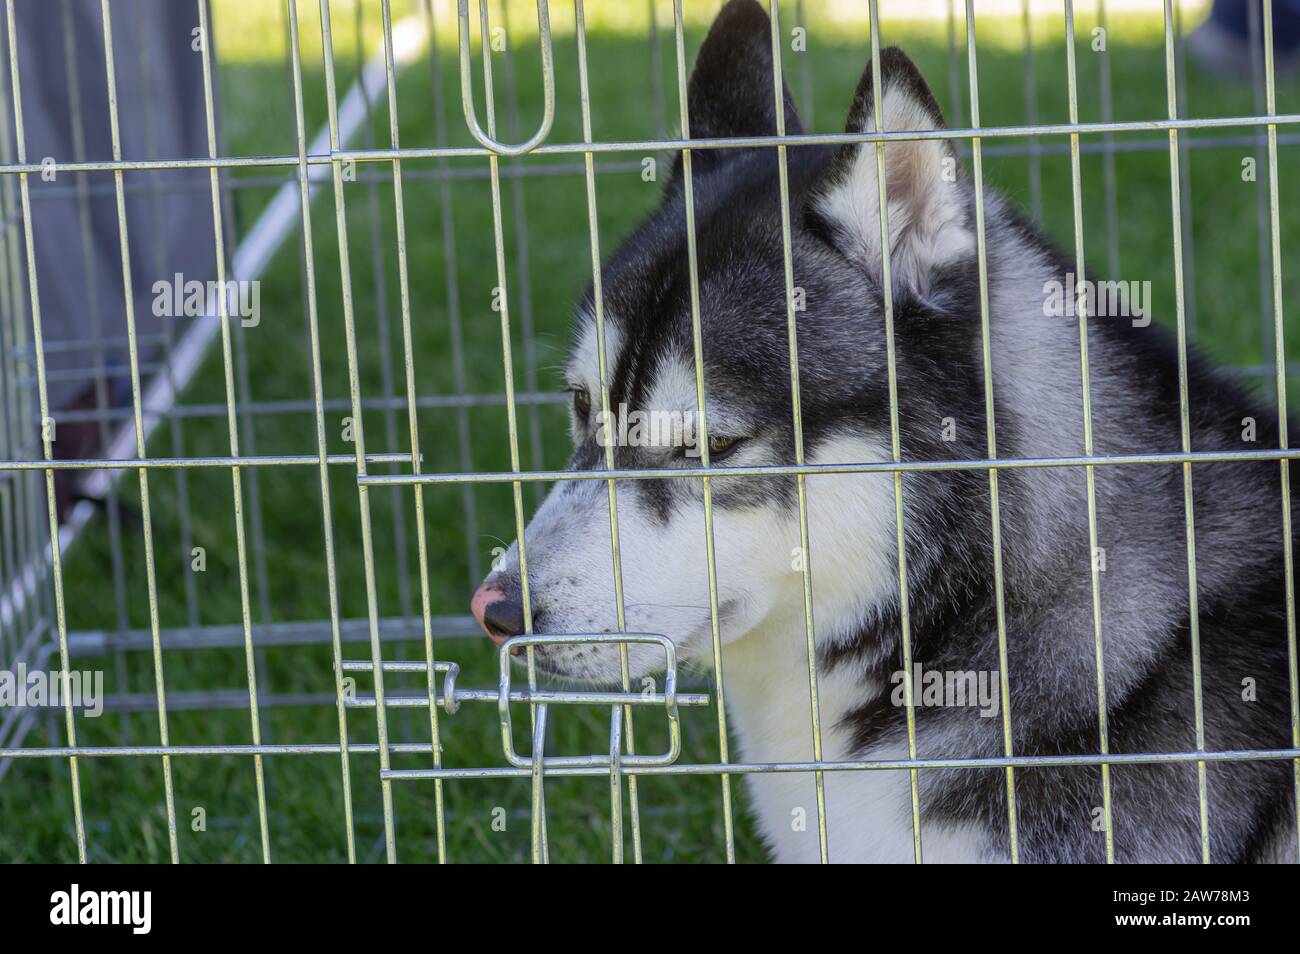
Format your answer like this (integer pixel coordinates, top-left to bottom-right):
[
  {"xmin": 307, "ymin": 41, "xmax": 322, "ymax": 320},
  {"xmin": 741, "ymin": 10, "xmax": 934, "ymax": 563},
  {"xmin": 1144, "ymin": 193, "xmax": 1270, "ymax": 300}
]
[{"xmin": 476, "ymin": 0, "xmax": 1299, "ymax": 863}]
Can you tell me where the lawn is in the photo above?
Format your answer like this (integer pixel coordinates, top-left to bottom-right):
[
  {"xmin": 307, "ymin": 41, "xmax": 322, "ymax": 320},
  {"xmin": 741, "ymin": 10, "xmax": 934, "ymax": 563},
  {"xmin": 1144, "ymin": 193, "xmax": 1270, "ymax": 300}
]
[{"xmin": 1, "ymin": 0, "xmax": 1298, "ymax": 862}]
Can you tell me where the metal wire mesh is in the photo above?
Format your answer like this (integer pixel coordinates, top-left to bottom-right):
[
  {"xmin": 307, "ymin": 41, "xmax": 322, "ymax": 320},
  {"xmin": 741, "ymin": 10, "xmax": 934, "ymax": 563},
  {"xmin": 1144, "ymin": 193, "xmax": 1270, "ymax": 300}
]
[{"xmin": 0, "ymin": 0, "xmax": 1297, "ymax": 863}]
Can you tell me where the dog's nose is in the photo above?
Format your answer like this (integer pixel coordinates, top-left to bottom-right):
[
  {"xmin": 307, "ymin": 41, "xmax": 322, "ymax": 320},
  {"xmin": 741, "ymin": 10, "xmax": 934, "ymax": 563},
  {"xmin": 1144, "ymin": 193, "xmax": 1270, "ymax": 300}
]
[{"xmin": 471, "ymin": 581, "xmax": 527, "ymax": 645}]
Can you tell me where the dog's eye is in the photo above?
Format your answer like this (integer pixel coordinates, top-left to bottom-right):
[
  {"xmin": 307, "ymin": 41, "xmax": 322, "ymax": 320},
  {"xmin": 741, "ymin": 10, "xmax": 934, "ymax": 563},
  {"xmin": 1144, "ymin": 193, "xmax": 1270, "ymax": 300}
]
[
  {"xmin": 571, "ymin": 387, "xmax": 592, "ymax": 419},
  {"xmin": 707, "ymin": 434, "xmax": 743, "ymax": 458}
]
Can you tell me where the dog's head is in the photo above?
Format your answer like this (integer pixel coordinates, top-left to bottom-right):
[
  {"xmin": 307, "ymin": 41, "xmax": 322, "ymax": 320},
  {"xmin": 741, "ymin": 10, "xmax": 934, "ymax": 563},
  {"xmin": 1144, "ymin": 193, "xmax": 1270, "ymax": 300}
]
[{"xmin": 471, "ymin": 0, "xmax": 977, "ymax": 683}]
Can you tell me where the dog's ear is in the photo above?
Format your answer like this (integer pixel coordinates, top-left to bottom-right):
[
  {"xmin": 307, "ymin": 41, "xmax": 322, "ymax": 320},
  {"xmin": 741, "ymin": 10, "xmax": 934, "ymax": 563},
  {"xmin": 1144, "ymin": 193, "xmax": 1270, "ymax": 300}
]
[
  {"xmin": 668, "ymin": 0, "xmax": 801, "ymax": 184},
  {"xmin": 811, "ymin": 48, "xmax": 973, "ymax": 300}
]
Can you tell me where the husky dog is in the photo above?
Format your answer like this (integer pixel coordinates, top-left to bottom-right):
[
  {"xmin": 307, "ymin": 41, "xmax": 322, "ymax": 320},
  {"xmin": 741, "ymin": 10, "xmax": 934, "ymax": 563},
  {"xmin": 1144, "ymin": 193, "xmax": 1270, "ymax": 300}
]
[{"xmin": 470, "ymin": 0, "xmax": 1298, "ymax": 863}]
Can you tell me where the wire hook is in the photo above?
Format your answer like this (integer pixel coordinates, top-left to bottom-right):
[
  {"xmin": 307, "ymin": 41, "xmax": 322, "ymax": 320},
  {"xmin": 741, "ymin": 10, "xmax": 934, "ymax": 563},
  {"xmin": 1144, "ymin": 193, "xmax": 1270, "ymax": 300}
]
[{"xmin": 456, "ymin": 0, "xmax": 555, "ymax": 156}]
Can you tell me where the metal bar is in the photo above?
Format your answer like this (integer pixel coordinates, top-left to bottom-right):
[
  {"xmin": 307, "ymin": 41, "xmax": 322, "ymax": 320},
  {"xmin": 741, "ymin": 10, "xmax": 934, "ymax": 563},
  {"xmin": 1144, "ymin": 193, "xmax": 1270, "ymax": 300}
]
[
  {"xmin": 98, "ymin": 0, "xmax": 183, "ymax": 868},
  {"xmin": 575, "ymin": 0, "xmax": 644, "ymax": 864},
  {"xmin": 1260, "ymin": 0, "xmax": 1300, "ymax": 860},
  {"xmin": 359, "ymin": 452, "xmax": 1300, "ymax": 489},
  {"xmin": 768, "ymin": 0, "xmax": 829, "ymax": 864},
  {"xmin": 193, "ymin": 0, "xmax": 270, "ymax": 862},
  {"xmin": 68, "ymin": 614, "xmax": 483, "ymax": 655},
  {"xmin": 964, "ymin": 0, "xmax": 1019, "ymax": 865},
  {"xmin": 286, "ymin": 0, "xmax": 358, "ymax": 865},
  {"xmin": 353, "ymin": 688, "xmax": 708, "ymax": 708},
  {"xmin": 0, "ymin": 27, "xmax": 13, "ymax": 676},
  {"xmin": 4, "ymin": 111, "xmax": 1300, "ymax": 175},
  {"xmin": 1097, "ymin": 0, "xmax": 1119, "ymax": 277},
  {"xmin": 609, "ymin": 704, "xmax": 623, "ymax": 863},
  {"xmin": 1161, "ymin": 0, "xmax": 1209, "ymax": 864},
  {"xmin": 671, "ymin": 0, "xmax": 735, "ymax": 862},
  {"xmin": 868, "ymin": 0, "xmax": 923, "ymax": 865},
  {"xmin": 419, "ymin": 0, "xmax": 482, "ymax": 591},
  {"xmin": 1248, "ymin": 0, "xmax": 1276, "ymax": 408},
  {"xmin": 1021, "ymin": 0, "xmax": 1041, "ymax": 220},
  {"xmin": 0, "ymin": 452, "xmax": 417, "ymax": 472},
  {"xmin": 466, "ymin": 0, "xmax": 545, "ymax": 851},
  {"xmin": 378, "ymin": 0, "xmax": 447, "ymax": 863},
  {"xmin": 12, "ymin": 156, "xmax": 650, "ymax": 202},
  {"xmin": 946, "ymin": 0, "xmax": 963, "ymax": 129},
  {"xmin": 4, "ymin": 0, "xmax": 87, "ymax": 863},
  {"xmin": 497, "ymin": 0, "xmax": 546, "ymax": 502},
  {"xmin": 337, "ymin": 111, "xmax": 1300, "ymax": 156},
  {"xmin": 5, "ymin": 744, "xmax": 1298, "ymax": 772},
  {"xmin": 1172, "ymin": 3, "xmax": 1197, "ymax": 339},
  {"xmin": 530, "ymin": 703, "xmax": 549, "ymax": 863},
  {"xmin": 316, "ymin": 0, "xmax": 399, "ymax": 864},
  {"xmin": 1063, "ymin": 0, "xmax": 1114, "ymax": 864}
]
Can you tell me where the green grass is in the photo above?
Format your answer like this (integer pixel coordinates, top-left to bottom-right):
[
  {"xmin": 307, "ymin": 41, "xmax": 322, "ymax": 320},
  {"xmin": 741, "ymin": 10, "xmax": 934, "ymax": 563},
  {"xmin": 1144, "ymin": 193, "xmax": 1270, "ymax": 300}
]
[{"xmin": 2, "ymin": 0, "xmax": 1299, "ymax": 862}]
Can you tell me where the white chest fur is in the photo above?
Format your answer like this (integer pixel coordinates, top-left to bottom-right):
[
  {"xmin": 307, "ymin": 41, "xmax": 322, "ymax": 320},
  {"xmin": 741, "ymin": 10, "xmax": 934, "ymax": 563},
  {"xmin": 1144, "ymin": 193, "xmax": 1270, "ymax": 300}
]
[{"xmin": 719, "ymin": 612, "xmax": 992, "ymax": 863}]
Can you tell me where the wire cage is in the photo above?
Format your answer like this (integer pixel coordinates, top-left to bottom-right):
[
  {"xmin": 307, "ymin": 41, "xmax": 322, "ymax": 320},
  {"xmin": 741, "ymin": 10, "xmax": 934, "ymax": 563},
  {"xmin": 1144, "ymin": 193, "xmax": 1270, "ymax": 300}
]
[{"xmin": 0, "ymin": 0, "xmax": 1297, "ymax": 863}]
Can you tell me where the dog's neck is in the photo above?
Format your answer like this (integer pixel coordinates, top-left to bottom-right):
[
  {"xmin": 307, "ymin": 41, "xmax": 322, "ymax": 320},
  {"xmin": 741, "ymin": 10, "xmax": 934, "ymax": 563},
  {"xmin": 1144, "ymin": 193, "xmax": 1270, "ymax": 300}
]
[
  {"xmin": 719, "ymin": 598, "xmax": 995, "ymax": 862},
  {"xmin": 722, "ymin": 596, "xmax": 884, "ymax": 766}
]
